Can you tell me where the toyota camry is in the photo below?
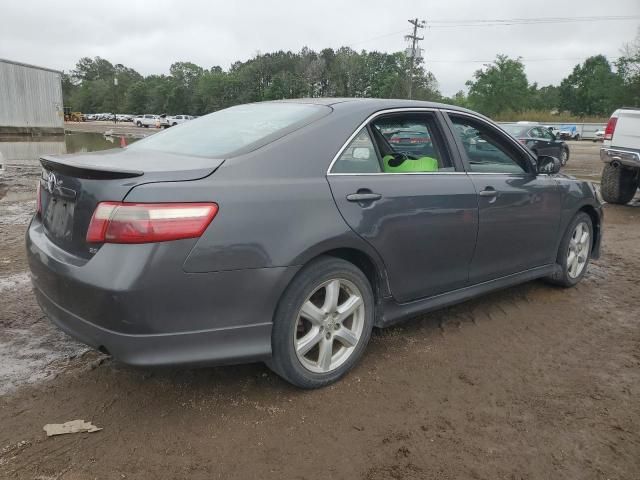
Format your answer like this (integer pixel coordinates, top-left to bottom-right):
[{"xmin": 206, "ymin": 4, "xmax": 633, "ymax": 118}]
[{"xmin": 27, "ymin": 98, "xmax": 603, "ymax": 388}]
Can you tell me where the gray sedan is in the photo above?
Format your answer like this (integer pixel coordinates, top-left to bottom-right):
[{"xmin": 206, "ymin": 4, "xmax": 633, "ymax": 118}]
[{"xmin": 27, "ymin": 98, "xmax": 603, "ymax": 388}]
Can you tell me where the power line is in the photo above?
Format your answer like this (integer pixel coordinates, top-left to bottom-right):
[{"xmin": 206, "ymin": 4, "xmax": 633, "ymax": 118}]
[
  {"xmin": 405, "ymin": 18, "xmax": 425, "ymax": 99},
  {"xmin": 427, "ymin": 15, "xmax": 640, "ymax": 28},
  {"xmin": 427, "ymin": 56, "xmax": 621, "ymax": 64}
]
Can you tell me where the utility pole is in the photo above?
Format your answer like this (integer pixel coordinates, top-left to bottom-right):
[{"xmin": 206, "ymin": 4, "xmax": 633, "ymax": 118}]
[{"xmin": 405, "ymin": 18, "xmax": 425, "ymax": 99}]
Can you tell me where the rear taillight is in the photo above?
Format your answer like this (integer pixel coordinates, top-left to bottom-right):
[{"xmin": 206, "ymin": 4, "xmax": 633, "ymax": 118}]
[
  {"xmin": 36, "ymin": 181, "xmax": 42, "ymax": 215},
  {"xmin": 86, "ymin": 202, "xmax": 218, "ymax": 244},
  {"xmin": 604, "ymin": 117, "xmax": 618, "ymax": 141}
]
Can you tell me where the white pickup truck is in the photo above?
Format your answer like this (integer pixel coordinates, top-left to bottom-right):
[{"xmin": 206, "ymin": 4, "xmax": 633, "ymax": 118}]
[
  {"xmin": 134, "ymin": 114, "xmax": 159, "ymax": 128},
  {"xmin": 166, "ymin": 115, "xmax": 193, "ymax": 126},
  {"xmin": 600, "ymin": 107, "xmax": 640, "ymax": 205}
]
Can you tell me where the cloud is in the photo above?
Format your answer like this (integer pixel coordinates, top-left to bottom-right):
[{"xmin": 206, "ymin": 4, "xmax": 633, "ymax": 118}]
[{"xmin": 1, "ymin": 0, "xmax": 638, "ymax": 95}]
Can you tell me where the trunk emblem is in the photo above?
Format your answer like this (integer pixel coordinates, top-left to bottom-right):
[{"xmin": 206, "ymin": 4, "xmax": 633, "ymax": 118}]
[{"xmin": 42, "ymin": 170, "xmax": 62, "ymax": 194}]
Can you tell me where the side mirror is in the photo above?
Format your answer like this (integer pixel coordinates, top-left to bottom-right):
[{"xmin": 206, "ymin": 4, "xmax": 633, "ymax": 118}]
[{"xmin": 537, "ymin": 155, "xmax": 561, "ymax": 174}]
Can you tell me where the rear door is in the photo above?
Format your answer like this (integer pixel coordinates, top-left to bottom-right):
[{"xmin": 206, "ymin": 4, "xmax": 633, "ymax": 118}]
[
  {"xmin": 327, "ymin": 110, "xmax": 478, "ymax": 303},
  {"xmin": 445, "ymin": 112, "xmax": 563, "ymax": 283}
]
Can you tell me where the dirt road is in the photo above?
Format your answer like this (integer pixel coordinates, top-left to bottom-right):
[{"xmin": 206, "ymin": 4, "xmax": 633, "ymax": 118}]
[{"xmin": 0, "ymin": 142, "xmax": 639, "ymax": 479}]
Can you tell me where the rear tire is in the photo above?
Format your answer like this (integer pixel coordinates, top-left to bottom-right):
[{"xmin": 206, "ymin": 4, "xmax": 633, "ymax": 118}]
[
  {"xmin": 269, "ymin": 256, "xmax": 374, "ymax": 389},
  {"xmin": 600, "ymin": 164, "xmax": 639, "ymax": 205},
  {"xmin": 546, "ymin": 212, "xmax": 593, "ymax": 288}
]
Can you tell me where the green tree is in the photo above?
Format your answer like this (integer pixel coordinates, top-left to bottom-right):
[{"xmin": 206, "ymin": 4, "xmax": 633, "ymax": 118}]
[
  {"xmin": 616, "ymin": 28, "xmax": 640, "ymax": 106},
  {"xmin": 466, "ymin": 55, "xmax": 531, "ymax": 116},
  {"xmin": 559, "ymin": 55, "xmax": 624, "ymax": 116}
]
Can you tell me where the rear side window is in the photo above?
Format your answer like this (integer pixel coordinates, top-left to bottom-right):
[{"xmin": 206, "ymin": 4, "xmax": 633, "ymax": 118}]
[
  {"xmin": 371, "ymin": 113, "xmax": 452, "ymax": 173},
  {"xmin": 130, "ymin": 103, "xmax": 330, "ymax": 157},
  {"xmin": 331, "ymin": 128, "xmax": 381, "ymax": 174},
  {"xmin": 330, "ymin": 111, "xmax": 453, "ymax": 174}
]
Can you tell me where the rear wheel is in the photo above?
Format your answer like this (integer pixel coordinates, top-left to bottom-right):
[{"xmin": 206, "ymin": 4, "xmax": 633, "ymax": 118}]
[
  {"xmin": 269, "ymin": 257, "xmax": 374, "ymax": 389},
  {"xmin": 601, "ymin": 164, "xmax": 639, "ymax": 205},
  {"xmin": 560, "ymin": 147, "xmax": 569, "ymax": 166},
  {"xmin": 547, "ymin": 212, "xmax": 593, "ymax": 287}
]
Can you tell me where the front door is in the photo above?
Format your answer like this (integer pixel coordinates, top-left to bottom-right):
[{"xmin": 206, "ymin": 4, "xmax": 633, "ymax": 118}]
[
  {"xmin": 446, "ymin": 113, "xmax": 563, "ymax": 284},
  {"xmin": 327, "ymin": 111, "xmax": 478, "ymax": 303}
]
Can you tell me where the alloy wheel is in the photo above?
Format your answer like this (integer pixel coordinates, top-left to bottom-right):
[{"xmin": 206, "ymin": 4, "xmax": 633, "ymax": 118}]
[
  {"xmin": 567, "ymin": 221, "xmax": 590, "ymax": 278},
  {"xmin": 294, "ymin": 278, "xmax": 365, "ymax": 373}
]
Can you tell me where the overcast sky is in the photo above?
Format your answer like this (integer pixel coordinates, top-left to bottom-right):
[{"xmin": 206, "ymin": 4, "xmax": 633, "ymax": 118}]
[{"xmin": 1, "ymin": 0, "xmax": 638, "ymax": 96}]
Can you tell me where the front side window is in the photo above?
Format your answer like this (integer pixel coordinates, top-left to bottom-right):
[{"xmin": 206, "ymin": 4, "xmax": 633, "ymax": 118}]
[{"xmin": 450, "ymin": 115, "xmax": 529, "ymax": 174}]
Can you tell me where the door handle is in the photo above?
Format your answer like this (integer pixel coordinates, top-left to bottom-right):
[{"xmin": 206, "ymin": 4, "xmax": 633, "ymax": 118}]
[
  {"xmin": 479, "ymin": 187, "xmax": 497, "ymax": 197},
  {"xmin": 346, "ymin": 191, "xmax": 382, "ymax": 203}
]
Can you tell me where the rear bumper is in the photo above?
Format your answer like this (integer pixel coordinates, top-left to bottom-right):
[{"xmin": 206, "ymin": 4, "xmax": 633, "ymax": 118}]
[
  {"xmin": 600, "ymin": 147, "xmax": 640, "ymax": 168},
  {"xmin": 27, "ymin": 218, "xmax": 300, "ymax": 367},
  {"xmin": 34, "ymin": 286, "xmax": 273, "ymax": 366}
]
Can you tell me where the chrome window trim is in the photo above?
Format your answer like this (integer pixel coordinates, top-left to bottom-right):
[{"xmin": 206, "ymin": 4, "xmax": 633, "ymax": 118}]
[
  {"xmin": 327, "ymin": 171, "xmax": 467, "ymax": 176},
  {"xmin": 327, "ymin": 107, "xmax": 442, "ymax": 176},
  {"xmin": 326, "ymin": 107, "xmax": 539, "ymax": 177}
]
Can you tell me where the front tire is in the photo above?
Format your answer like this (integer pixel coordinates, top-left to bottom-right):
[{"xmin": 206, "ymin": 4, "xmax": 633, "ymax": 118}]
[
  {"xmin": 547, "ymin": 212, "xmax": 593, "ymax": 287},
  {"xmin": 601, "ymin": 164, "xmax": 639, "ymax": 205},
  {"xmin": 269, "ymin": 256, "xmax": 374, "ymax": 389}
]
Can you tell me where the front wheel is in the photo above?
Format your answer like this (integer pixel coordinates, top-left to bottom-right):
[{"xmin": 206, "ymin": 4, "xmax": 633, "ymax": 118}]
[
  {"xmin": 547, "ymin": 212, "xmax": 593, "ymax": 287},
  {"xmin": 560, "ymin": 147, "xmax": 569, "ymax": 166},
  {"xmin": 269, "ymin": 257, "xmax": 374, "ymax": 389}
]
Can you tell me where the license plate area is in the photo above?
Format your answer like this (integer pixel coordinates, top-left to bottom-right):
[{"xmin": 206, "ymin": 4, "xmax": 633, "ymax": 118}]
[{"xmin": 43, "ymin": 193, "xmax": 76, "ymax": 242}]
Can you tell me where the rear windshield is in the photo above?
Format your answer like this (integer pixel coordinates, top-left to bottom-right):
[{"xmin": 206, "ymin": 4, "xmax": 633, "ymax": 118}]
[
  {"xmin": 502, "ymin": 125, "xmax": 529, "ymax": 137},
  {"xmin": 129, "ymin": 103, "xmax": 330, "ymax": 157}
]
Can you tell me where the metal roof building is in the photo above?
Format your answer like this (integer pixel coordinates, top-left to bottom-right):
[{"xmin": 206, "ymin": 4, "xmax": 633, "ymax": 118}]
[{"xmin": 0, "ymin": 58, "xmax": 64, "ymax": 135}]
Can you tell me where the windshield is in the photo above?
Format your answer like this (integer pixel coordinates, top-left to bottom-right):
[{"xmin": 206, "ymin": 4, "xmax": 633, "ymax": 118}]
[
  {"xmin": 129, "ymin": 103, "xmax": 330, "ymax": 157},
  {"xmin": 502, "ymin": 125, "xmax": 529, "ymax": 137}
]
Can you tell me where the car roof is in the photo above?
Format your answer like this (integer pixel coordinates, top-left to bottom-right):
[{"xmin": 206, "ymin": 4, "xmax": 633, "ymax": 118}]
[{"xmin": 265, "ymin": 97, "xmax": 483, "ymax": 118}]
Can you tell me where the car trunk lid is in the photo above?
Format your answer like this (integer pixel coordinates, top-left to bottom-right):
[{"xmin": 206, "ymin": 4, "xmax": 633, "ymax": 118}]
[{"xmin": 38, "ymin": 149, "xmax": 223, "ymax": 259}]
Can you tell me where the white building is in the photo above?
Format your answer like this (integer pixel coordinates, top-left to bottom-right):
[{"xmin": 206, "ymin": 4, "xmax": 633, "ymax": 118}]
[{"xmin": 0, "ymin": 58, "xmax": 64, "ymax": 135}]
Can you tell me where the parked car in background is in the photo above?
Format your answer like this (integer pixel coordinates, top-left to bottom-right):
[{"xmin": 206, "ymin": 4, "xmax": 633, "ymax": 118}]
[
  {"xmin": 593, "ymin": 129, "xmax": 605, "ymax": 142},
  {"xmin": 167, "ymin": 115, "xmax": 193, "ymax": 126},
  {"xmin": 27, "ymin": 99, "xmax": 602, "ymax": 389},
  {"xmin": 502, "ymin": 123, "xmax": 570, "ymax": 165},
  {"xmin": 382, "ymin": 127, "xmax": 433, "ymax": 157},
  {"xmin": 134, "ymin": 114, "xmax": 159, "ymax": 128},
  {"xmin": 559, "ymin": 124, "xmax": 581, "ymax": 140},
  {"xmin": 600, "ymin": 107, "xmax": 640, "ymax": 204}
]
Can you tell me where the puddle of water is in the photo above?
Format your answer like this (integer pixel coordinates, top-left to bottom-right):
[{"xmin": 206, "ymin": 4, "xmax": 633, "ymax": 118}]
[{"xmin": 0, "ymin": 132, "xmax": 140, "ymax": 168}]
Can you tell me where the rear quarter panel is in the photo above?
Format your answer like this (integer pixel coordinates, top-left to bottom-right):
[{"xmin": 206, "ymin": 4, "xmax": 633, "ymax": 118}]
[{"xmin": 124, "ymin": 102, "xmax": 391, "ymax": 291}]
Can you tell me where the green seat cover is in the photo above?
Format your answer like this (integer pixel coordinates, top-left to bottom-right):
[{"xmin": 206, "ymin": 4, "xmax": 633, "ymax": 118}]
[{"xmin": 382, "ymin": 155, "xmax": 438, "ymax": 173}]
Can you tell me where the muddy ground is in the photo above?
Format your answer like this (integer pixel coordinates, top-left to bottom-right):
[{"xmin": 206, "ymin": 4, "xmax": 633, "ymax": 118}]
[{"xmin": 0, "ymin": 141, "xmax": 639, "ymax": 479}]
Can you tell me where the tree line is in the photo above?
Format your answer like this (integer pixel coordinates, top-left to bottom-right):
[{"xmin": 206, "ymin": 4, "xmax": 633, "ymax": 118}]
[{"xmin": 63, "ymin": 30, "xmax": 639, "ymax": 120}]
